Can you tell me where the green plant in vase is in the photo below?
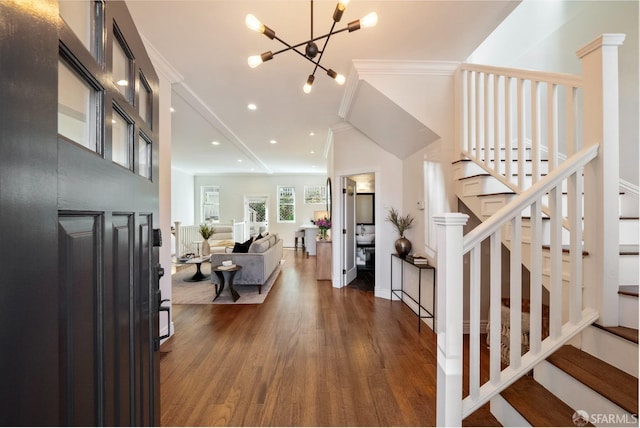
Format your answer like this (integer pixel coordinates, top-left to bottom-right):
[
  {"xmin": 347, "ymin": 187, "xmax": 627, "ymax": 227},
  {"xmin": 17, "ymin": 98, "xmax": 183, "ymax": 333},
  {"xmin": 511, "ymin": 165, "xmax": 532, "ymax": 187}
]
[{"xmin": 199, "ymin": 224, "xmax": 215, "ymax": 256}]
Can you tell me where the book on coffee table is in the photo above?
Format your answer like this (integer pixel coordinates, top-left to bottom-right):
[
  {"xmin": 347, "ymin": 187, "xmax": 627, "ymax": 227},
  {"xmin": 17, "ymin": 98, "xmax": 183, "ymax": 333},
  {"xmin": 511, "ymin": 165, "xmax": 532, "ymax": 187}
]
[{"xmin": 217, "ymin": 264, "xmax": 237, "ymax": 270}]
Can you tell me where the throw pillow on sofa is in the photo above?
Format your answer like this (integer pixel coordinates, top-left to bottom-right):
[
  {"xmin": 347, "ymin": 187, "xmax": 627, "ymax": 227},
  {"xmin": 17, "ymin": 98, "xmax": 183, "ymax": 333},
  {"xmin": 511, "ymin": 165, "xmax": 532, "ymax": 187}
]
[
  {"xmin": 232, "ymin": 237, "xmax": 253, "ymax": 253},
  {"xmin": 248, "ymin": 236, "xmax": 270, "ymax": 253}
]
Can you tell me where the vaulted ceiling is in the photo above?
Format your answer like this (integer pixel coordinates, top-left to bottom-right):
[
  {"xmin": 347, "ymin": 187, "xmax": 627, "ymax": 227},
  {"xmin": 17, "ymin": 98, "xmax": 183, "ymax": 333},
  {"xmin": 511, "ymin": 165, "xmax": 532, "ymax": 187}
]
[{"xmin": 126, "ymin": 0, "xmax": 520, "ymax": 175}]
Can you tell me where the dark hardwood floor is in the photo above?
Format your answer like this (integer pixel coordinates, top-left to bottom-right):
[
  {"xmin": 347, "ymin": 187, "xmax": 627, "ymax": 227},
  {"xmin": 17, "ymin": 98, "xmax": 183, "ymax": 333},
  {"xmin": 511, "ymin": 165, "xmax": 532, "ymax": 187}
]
[{"xmin": 159, "ymin": 249, "xmax": 495, "ymax": 426}]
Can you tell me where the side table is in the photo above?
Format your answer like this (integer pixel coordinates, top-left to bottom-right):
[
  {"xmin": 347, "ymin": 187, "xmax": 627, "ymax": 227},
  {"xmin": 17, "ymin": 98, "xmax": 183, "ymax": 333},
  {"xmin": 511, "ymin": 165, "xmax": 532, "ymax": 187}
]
[
  {"xmin": 211, "ymin": 265, "xmax": 242, "ymax": 302},
  {"xmin": 390, "ymin": 254, "xmax": 436, "ymax": 331},
  {"xmin": 176, "ymin": 255, "xmax": 210, "ymax": 282}
]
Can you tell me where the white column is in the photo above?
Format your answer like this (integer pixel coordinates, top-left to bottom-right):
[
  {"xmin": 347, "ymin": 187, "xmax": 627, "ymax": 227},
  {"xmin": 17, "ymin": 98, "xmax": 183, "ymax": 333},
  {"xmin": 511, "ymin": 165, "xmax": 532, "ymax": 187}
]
[
  {"xmin": 577, "ymin": 34, "xmax": 625, "ymax": 326},
  {"xmin": 434, "ymin": 213, "xmax": 469, "ymax": 427}
]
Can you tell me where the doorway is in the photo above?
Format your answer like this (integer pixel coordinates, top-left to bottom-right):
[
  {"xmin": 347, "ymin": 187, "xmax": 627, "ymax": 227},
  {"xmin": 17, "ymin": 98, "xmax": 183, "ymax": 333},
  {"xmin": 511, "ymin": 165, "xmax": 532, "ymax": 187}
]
[
  {"xmin": 342, "ymin": 172, "xmax": 376, "ymax": 292},
  {"xmin": 245, "ymin": 196, "xmax": 269, "ymax": 236}
]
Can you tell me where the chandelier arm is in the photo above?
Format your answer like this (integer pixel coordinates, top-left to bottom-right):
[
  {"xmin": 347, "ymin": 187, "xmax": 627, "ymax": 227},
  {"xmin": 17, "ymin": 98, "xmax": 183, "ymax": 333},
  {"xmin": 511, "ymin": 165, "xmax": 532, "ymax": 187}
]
[
  {"xmin": 271, "ymin": 45, "xmax": 330, "ymax": 73},
  {"xmin": 270, "ymin": 27, "xmax": 350, "ymax": 56},
  {"xmin": 312, "ymin": 21, "xmax": 337, "ymax": 75}
]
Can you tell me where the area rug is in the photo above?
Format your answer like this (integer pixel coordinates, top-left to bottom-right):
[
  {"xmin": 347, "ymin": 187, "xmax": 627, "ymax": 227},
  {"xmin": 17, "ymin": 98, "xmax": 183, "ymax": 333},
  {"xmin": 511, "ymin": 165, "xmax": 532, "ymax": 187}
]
[{"xmin": 171, "ymin": 260, "xmax": 283, "ymax": 304}]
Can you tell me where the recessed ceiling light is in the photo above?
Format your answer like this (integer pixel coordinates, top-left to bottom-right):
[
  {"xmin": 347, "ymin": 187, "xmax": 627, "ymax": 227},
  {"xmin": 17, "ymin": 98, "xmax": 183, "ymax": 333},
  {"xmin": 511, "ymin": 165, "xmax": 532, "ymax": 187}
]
[
  {"xmin": 211, "ymin": 141, "xmax": 220, "ymax": 145},
  {"xmin": 270, "ymin": 139, "xmax": 277, "ymax": 144},
  {"xmin": 116, "ymin": 79, "xmax": 128, "ymax": 86},
  {"xmin": 247, "ymin": 103, "xmax": 257, "ymax": 110},
  {"xmin": 111, "ymin": 119, "xmax": 117, "ymax": 124},
  {"xmin": 170, "ymin": 107, "xmax": 175, "ymax": 113},
  {"xmin": 237, "ymin": 159, "xmax": 243, "ymax": 162},
  {"xmin": 310, "ymin": 150, "xmax": 315, "ymax": 154},
  {"xmin": 309, "ymin": 132, "xmax": 315, "ymax": 136}
]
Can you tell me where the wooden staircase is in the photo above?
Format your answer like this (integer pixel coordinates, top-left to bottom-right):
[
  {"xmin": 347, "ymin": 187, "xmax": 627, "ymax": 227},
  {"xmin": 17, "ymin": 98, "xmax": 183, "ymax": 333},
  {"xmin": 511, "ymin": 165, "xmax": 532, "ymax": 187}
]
[
  {"xmin": 454, "ymin": 147, "xmax": 639, "ymax": 427},
  {"xmin": 463, "ymin": 322, "xmax": 638, "ymax": 427},
  {"xmin": 436, "ymin": 38, "xmax": 635, "ymax": 426}
]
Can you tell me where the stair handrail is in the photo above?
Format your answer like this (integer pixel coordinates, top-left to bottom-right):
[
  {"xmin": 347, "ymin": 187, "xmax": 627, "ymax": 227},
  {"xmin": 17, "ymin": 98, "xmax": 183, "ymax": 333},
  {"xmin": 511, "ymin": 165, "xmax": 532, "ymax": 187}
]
[
  {"xmin": 463, "ymin": 144, "xmax": 598, "ymax": 253},
  {"xmin": 437, "ymin": 34, "xmax": 624, "ymax": 427},
  {"xmin": 435, "ymin": 145, "xmax": 600, "ymax": 425}
]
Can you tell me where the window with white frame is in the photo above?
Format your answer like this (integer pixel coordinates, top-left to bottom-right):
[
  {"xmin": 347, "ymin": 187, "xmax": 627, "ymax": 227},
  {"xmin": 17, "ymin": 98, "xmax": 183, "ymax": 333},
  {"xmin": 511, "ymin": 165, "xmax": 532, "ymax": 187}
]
[
  {"xmin": 277, "ymin": 186, "xmax": 295, "ymax": 223},
  {"xmin": 202, "ymin": 186, "xmax": 220, "ymax": 223}
]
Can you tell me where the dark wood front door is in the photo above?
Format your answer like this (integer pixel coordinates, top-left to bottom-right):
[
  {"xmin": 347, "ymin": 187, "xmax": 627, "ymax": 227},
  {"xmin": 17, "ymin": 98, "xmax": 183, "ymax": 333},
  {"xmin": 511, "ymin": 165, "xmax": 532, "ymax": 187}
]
[{"xmin": 0, "ymin": 1, "xmax": 161, "ymax": 425}]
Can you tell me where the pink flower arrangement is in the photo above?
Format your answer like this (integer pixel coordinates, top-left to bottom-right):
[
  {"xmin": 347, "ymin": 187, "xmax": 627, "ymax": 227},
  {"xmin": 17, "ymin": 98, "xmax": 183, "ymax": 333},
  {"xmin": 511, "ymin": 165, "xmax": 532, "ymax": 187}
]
[{"xmin": 316, "ymin": 217, "xmax": 331, "ymax": 230}]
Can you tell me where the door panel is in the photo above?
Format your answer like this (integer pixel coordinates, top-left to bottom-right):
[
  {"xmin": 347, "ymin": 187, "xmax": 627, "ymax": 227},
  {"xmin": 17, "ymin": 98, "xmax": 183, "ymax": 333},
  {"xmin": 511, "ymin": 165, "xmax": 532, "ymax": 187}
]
[
  {"xmin": 58, "ymin": 215, "xmax": 101, "ymax": 426},
  {"xmin": 0, "ymin": 1, "xmax": 160, "ymax": 425},
  {"xmin": 112, "ymin": 214, "xmax": 133, "ymax": 426}
]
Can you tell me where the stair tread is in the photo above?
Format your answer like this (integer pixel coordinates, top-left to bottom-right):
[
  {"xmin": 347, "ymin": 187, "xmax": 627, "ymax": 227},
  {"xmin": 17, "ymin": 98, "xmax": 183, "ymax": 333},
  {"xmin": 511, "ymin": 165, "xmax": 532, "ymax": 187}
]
[
  {"xmin": 541, "ymin": 244, "xmax": 589, "ymax": 256},
  {"xmin": 620, "ymin": 244, "xmax": 639, "ymax": 255},
  {"xmin": 501, "ymin": 375, "xmax": 592, "ymax": 426},
  {"xmin": 547, "ymin": 345, "xmax": 638, "ymax": 415},
  {"xmin": 619, "ymin": 285, "xmax": 639, "ymax": 297},
  {"xmin": 593, "ymin": 323, "xmax": 639, "ymax": 344},
  {"xmin": 463, "ymin": 403, "xmax": 502, "ymax": 427}
]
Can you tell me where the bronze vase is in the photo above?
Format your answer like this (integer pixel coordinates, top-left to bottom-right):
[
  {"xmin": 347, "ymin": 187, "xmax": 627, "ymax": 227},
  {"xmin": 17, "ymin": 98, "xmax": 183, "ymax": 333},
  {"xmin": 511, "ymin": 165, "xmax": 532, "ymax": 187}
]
[{"xmin": 395, "ymin": 237, "xmax": 412, "ymax": 258}]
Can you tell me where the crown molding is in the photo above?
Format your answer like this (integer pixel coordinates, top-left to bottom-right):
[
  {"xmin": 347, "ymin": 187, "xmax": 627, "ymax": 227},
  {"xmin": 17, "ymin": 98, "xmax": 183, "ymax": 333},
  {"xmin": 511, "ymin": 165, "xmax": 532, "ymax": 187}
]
[
  {"xmin": 173, "ymin": 82, "xmax": 273, "ymax": 174},
  {"xmin": 141, "ymin": 35, "xmax": 184, "ymax": 84},
  {"xmin": 352, "ymin": 59, "xmax": 460, "ymax": 77},
  {"xmin": 338, "ymin": 65, "xmax": 361, "ymax": 119},
  {"xmin": 330, "ymin": 122, "xmax": 354, "ymax": 135}
]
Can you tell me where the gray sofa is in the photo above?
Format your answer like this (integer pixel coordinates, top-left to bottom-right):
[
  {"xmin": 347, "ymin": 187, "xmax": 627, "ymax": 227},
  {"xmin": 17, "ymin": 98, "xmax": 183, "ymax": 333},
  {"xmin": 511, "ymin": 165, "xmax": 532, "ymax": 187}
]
[{"xmin": 210, "ymin": 234, "xmax": 283, "ymax": 293}]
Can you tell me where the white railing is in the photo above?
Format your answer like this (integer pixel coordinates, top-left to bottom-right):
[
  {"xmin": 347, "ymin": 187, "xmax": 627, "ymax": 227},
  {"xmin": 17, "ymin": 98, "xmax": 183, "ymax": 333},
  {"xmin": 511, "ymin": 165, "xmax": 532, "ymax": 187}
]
[
  {"xmin": 459, "ymin": 63, "xmax": 582, "ymax": 193},
  {"xmin": 436, "ymin": 34, "xmax": 624, "ymax": 426}
]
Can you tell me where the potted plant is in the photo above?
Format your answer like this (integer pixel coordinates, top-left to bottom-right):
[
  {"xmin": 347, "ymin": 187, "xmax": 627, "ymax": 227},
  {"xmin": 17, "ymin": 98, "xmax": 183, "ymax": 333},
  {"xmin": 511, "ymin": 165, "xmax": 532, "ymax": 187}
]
[
  {"xmin": 386, "ymin": 207, "xmax": 414, "ymax": 258},
  {"xmin": 199, "ymin": 224, "xmax": 215, "ymax": 256}
]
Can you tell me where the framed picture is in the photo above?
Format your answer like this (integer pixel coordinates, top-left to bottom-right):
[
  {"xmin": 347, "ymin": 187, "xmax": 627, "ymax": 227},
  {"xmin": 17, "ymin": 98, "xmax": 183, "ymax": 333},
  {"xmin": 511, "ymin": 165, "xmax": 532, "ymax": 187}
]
[{"xmin": 304, "ymin": 185, "xmax": 327, "ymax": 204}]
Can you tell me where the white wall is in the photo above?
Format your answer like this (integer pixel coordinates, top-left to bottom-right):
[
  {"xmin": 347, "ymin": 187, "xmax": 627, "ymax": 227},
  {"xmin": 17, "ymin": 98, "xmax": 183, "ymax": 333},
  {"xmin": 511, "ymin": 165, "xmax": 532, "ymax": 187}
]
[
  {"xmin": 157, "ymin": 72, "xmax": 173, "ymax": 341},
  {"xmin": 193, "ymin": 174, "xmax": 327, "ymax": 246},
  {"xmin": 468, "ymin": 0, "xmax": 639, "ymax": 186},
  {"xmin": 332, "ymin": 125, "xmax": 403, "ymax": 300},
  {"xmin": 171, "ymin": 168, "xmax": 194, "ymax": 226},
  {"xmin": 355, "ymin": 66, "xmax": 458, "ymax": 262}
]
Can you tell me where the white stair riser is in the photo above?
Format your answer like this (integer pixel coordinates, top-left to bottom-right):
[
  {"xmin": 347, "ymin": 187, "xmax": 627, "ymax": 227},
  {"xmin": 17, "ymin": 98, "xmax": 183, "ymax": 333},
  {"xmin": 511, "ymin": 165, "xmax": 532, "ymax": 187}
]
[
  {"xmin": 458, "ymin": 176, "xmax": 512, "ymax": 197},
  {"xmin": 469, "ymin": 147, "xmax": 536, "ymax": 161},
  {"xmin": 619, "ymin": 254, "xmax": 639, "ymax": 286},
  {"xmin": 534, "ymin": 360, "xmax": 637, "ymax": 427},
  {"xmin": 480, "ymin": 194, "xmax": 517, "ymax": 217},
  {"xmin": 455, "ymin": 160, "xmax": 550, "ymax": 178},
  {"xmin": 490, "ymin": 395, "xmax": 532, "ymax": 427},
  {"xmin": 618, "ymin": 294, "xmax": 639, "ymax": 329},
  {"xmin": 620, "ymin": 193, "xmax": 640, "ymax": 217},
  {"xmin": 581, "ymin": 325, "xmax": 638, "ymax": 377},
  {"xmin": 504, "ymin": 220, "xmax": 571, "ymax": 246},
  {"xmin": 619, "ymin": 219, "xmax": 639, "ymax": 245}
]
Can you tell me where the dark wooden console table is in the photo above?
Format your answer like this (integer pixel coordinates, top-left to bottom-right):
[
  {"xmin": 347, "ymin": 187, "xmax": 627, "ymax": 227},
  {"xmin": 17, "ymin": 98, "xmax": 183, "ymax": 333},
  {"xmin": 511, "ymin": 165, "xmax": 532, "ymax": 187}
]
[{"xmin": 390, "ymin": 254, "xmax": 436, "ymax": 332}]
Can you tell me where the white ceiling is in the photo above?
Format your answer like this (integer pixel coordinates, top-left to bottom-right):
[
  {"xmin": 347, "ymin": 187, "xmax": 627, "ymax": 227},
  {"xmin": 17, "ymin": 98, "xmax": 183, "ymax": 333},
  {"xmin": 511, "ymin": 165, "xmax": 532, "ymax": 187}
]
[{"xmin": 126, "ymin": 0, "xmax": 520, "ymax": 176}]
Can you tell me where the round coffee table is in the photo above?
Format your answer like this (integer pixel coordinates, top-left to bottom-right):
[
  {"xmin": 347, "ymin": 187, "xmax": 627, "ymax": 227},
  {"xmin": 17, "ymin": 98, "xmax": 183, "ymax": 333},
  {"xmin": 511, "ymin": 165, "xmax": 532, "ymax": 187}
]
[{"xmin": 211, "ymin": 265, "xmax": 243, "ymax": 302}]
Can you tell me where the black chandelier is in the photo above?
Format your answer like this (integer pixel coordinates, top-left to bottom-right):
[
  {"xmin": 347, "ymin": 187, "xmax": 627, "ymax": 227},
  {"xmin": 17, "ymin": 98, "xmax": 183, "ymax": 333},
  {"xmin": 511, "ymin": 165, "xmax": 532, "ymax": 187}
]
[{"xmin": 246, "ymin": 0, "xmax": 378, "ymax": 93}]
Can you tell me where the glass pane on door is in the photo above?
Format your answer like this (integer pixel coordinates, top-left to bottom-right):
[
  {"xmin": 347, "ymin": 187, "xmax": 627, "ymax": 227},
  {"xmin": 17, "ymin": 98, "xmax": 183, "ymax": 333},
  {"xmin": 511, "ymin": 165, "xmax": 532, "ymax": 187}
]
[
  {"xmin": 112, "ymin": 108, "xmax": 132, "ymax": 169},
  {"xmin": 58, "ymin": 60, "xmax": 100, "ymax": 152}
]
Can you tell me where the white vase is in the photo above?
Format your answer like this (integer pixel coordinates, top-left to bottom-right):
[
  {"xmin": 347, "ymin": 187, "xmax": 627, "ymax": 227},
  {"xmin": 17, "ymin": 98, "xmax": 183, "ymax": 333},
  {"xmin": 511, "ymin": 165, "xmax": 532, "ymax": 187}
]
[{"xmin": 201, "ymin": 239, "xmax": 211, "ymax": 256}]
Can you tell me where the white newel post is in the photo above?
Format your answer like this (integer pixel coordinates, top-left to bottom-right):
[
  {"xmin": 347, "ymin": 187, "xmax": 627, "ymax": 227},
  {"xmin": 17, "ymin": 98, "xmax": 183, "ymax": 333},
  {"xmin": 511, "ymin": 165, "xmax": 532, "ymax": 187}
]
[
  {"xmin": 434, "ymin": 213, "xmax": 469, "ymax": 427},
  {"xmin": 174, "ymin": 221, "xmax": 182, "ymax": 256},
  {"xmin": 577, "ymin": 34, "xmax": 625, "ymax": 326}
]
